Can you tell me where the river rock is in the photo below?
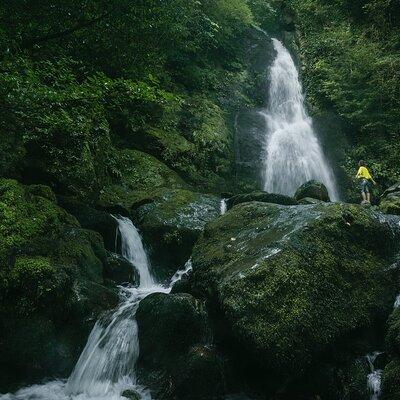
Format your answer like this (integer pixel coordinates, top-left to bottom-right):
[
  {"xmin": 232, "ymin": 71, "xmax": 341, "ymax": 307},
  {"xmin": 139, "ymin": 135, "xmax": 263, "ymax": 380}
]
[
  {"xmin": 294, "ymin": 180, "xmax": 330, "ymax": 202},
  {"xmin": 226, "ymin": 191, "xmax": 297, "ymax": 210},
  {"xmin": 57, "ymin": 196, "xmax": 119, "ymax": 250},
  {"xmin": 121, "ymin": 389, "xmax": 140, "ymax": 400},
  {"xmin": 0, "ymin": 179, "xmax": 118, "ymax": 391},
  {"xmin": 188, "ymin": 202, "xmax": 400, "ymax": 396},
  {"xmin": 134, "ymin": 189, "xmax": 220, "ymax": 281},
  {"xmin": 381, "ymin": 308, "xmax": 400, "ymax": 399},
  {"xmin": 104, "ymin": 251, "xmax": 138, "ymax": 285},
  {"xmin": 379, "ymin": 182, "xmax": 400, "ymax": 215},
  {"xmin": 137, "ymin": 292, "xmax": 226, "ymax": 399}
]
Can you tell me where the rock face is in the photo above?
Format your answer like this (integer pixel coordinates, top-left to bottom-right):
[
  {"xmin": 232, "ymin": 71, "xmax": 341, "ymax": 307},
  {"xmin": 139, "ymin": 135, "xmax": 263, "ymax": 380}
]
[
  {"xmin": 294, "ymin": 180, "xmax": 330, "ymax": 202},
  {"xmin": 379, "ymin": 182, "xmax": 400, "ymax": 215},
  {"xmin": 226, "ymin": 191, "xmax": 297, "ymax": 210},
  {"xmin": 136, "ymin": 292, "xmax": 226, "ymax": 400},
  {"xmin": 104, "ymin": 251, "xmax": 138, "ymax": 285},
  {"xmin": 57, "ymin": 196, "xmax": 119, "ymax": 250},
  {"xmin": 189, "ymin": 202, "xmax": 399, "ymax": 396},
  {"xmin": 134, "ymin": 189, "xmax": 220, "ymax": 281},
  {"xmin": 0, "ymin": 179, "xmax": 118, "ymax": 391},
  {"xmin": 382, "ymin": 308, "xmax": 400, "ymax": 399}
]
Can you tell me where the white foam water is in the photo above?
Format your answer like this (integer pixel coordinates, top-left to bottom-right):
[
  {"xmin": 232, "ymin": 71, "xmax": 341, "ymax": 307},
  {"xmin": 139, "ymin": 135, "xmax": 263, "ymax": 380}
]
[
  {"xmin": 1, "ymin": 216, "xmax": 193, "ymax": 400},
  {"xmin": 366, "ymin": 352, "xmax": 383, "ymax": 400},
  {"xmin": 261, "ymin": 39, "xmax": 339, "ymax": 200}
]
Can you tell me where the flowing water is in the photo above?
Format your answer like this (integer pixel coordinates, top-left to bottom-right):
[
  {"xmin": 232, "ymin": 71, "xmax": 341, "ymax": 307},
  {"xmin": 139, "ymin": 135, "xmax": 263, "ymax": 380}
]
[
  {"xmin": 220, "ymin": 199, "xmax": 227, "ymax": 215},
  {"xmin": 366, "ymin": 352, "xmax": 383, "ymax": 400},
  {"xmin": 260, "ymin": 39, "xmax": 339, "ymax": 200},
  {"xmin": 1, "ymin": 216, "xmax": 193, "ymax": 400}
]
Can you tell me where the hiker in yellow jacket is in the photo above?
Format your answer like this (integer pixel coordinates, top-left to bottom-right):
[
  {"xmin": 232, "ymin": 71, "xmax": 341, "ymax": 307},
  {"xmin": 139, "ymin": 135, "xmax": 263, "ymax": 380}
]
[{"xmin": 356, "ymin": 160, "xmax": 377, "ymax": 204}]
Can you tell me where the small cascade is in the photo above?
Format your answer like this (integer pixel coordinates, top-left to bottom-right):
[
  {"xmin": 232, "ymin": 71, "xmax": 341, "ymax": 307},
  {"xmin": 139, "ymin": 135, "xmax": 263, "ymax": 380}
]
[
  {"xmin": 1, "ymin": 217, "xmax": 193, "ymax": 400},
  {"xmin": 394, "ymin": 294, "xmax": 400, "ymax": 308},
  {"xmin": 220, "ymin": 199, "xmax": 228, "ymax": 215},
  {"xmin": 260, "ymin": 39, "xmax": 338, "ymax": 200},
  {"xmin": 366, "ymin": 352, "xmax": 383, "ymax": 400}
]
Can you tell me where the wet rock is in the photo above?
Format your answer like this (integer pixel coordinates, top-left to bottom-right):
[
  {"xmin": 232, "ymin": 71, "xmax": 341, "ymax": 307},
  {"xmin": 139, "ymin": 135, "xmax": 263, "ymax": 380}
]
[
  {"xmin": 294, "ymin": 180, "xmax": 330, "ymax": 202},
  {"xmin": 137, "ymin": 292, "xmax": 226, "ymax": 399},
  {"xmin": 121, "ymin": 389, "xmax": 140, "ymax": 400},
  {"xmin": 297, "ymin": 196, "xmax": 325, "ymax": 205},
  {"xmin": 0, "ymin": 179, "xmax": 118, "ymax": 391},
  {"xmin": 379, "ymin": 183, "xmax": 400, "ymax": 215},
  {"xmin": 226, "ymin": 191, "xmax": 297, "ymax": 210},
  {"xmin": 57, "ymin": 196, "xmax": 119, "ymax": 250},
  {"xmin": 104, "ymin": 251, "xmax": 138, "ymax": 285},
  {"xmin": 189, "ymin": 202, "xmax": 400, "ymax": 394},
  {"xmin": 134, "ymin": 189, "xmax": 220, "ymax": 281}
]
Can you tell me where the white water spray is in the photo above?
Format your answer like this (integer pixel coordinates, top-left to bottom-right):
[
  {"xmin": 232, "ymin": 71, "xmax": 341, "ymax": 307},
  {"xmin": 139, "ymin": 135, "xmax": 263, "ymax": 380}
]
[
  {"xmin": 366, "ymin": 352, "xmax": 382, "ymax": 400},
  {"xmin": 261, "ymin": 39, "xmax": 338, "ymax": 200},
  {"xmin": 1, "ymin": 216, "xmax": 193, "ymax": 400},
  {"xmin": 220, "ymin": 199, "xmax": 227, "ymax": 215}
]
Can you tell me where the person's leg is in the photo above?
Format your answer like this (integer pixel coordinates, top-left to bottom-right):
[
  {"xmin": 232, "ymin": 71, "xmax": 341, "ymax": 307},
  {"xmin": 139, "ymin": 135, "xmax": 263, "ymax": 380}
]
[
  {"xmin": 361, "ymin": 180, "xmax": 367, "ymax": 203},
  {"xmin": 367, "ymin": 192, "xmax": 371, "ymax": 203}
]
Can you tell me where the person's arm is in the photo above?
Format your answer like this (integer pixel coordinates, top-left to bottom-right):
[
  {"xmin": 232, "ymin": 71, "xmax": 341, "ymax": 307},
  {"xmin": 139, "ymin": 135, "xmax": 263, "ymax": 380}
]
[
  {"xmin": 367, "ymin": 168, "xmax": 377, "ymax": 185},
  {"xmin": 356, "ymin": 167, "xmax": 362, "ymax": 178}
]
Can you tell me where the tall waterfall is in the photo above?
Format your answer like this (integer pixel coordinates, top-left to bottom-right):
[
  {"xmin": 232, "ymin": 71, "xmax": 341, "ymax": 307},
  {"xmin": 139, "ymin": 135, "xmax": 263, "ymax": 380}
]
[
  {"xmin": 1, "ymin": 216, "xmax": 192, "ymax": 400},
  {"xmin": 261, "ymin": 39, "xmax": 339, "ymax": 200}
]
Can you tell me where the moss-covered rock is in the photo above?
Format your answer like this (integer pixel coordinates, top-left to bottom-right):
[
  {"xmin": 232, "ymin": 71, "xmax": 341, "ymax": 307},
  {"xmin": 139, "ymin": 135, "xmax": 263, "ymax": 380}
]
[
  {"xmin": 57, "ymin": 196, "xmax": 119, "ymax": 250},
  {"xmin": 381, "ymin": 308, "xmax": 400, "ymax": 399},
  {"xmin": 97, "ymin": 148, "xmax": 186, "ymax": 215},
  {"xmin": 226, "ymin": 191, "xmax": 297, "ymax": 210},
  {"xmin": 188, "ymin": 202, "xmax": 400, "ymax": 395},
  {"xmin": 294, "ymin": 180, "xmax": 330, "ymax": 202},
  {"xmin": 381, "ymin": 359, "xmax": 400, "ymax": 400},
  {"xmin": 0, "ymin": 179, "xmax": 117, "ymax": 391},
  {"xmin": 104, "ymin": 251, "xmax": 138, "ymax": 285},
  {"xmin": 135, "ymin": 189, "xmax": 220, "ymax": 281},
  {"xmin": 137, "ymin": 292, "xmax": 226, "ymax": 400},
  {"xmin": 379, "ymin": 184, "xmax": 400, "ymax": 215}
]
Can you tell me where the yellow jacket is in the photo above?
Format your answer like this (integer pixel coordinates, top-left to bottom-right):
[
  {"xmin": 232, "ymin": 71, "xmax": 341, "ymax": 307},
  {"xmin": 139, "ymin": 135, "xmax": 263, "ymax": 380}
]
[{"xmin": 356, "ymin": 166, "xmax": 373, "ymax": 180}]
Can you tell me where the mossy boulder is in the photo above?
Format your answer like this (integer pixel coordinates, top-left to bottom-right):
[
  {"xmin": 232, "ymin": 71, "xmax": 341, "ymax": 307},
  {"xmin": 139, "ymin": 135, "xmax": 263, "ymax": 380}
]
[
  {"xmin": 381, "ymin": 359, "xmax": 400, "ymax": 399},
  {"xmin": 57, "ymin": 196, "xmax": 119, "ymax": 250},
  {"xmin": 381, "ymin": 308, "xmax": 400, "ymax": 399},
  {"xmin": 294, "ymin": 180, "xmax": 330, "ymax": 202},
  {"xmin": 104, "ymin": 251, "xmax": 138, "ymax": 285},
  {"xmin": 0, "ymin": 179, "xmax": 117, "ymax": 391},
  {"xmin": 226, "ymin": 191, "xmax": 297, "ymax": 210},
  {"xmin": 97, "ymin": 148, "xmax": 186, "ymax": 215},
  {"xmin": 379, "ymin": 183, "xmax": 400, "ymax": 215},
  {"xmin": 137, "ymin": 292, "xmax": 226, "ymax": 399},
  {"xmin": 134, "ymin": 189, "xmax": 220, "ymax": 281},
  {"xmin": 188, "ymin": 202, "xmax": 399, "ymax": 395}
]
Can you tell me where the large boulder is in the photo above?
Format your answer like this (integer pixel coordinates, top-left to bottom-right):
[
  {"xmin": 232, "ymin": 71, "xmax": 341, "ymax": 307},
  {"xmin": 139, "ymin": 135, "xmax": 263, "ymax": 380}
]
[
  {"xmin": 136, "ymin": 292, "xmax": 226, "ymax": 399},
  {"xmin": 134, "ymin": 189, "xmax": 220, "ymax": 281},
  {"xmin": 57, "ymin": 196, "xmax": 119, "ymax": 250},
  {"xmin": 188, "ymin": 202, "xmax": 399, "ymax": 396},
  {"xmin": 0, "ymin": 179, "xmax": 118, "ymax": 391},
  {"xmin": 379, "ymin": 182, "xmax": 400, "ymax": 215},
  {"xmin": 226, "ymin": 191, "xmax": 297, "ymax": 210},
  {"xmin": 104, "ymin": 251, "xmax": 138, "ymax": 285},
  {"xmin": 381, "ymin": 308, "xmax": 400, "ymax": 399},
  {"xmin": 294, "ymin": 180, "xmax": 330, "ymax": 202},
  {"xmin": 97, "ymin": 148, "xmax": 186, "ymax": 216}
]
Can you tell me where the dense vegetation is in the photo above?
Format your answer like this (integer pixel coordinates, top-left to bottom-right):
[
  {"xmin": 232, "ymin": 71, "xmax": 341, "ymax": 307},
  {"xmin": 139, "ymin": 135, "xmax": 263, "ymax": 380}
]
[
  {"xmin": 1, "ymin": 0, "xmax": 400, "ymax": 398},
  {"xmin": 285, "ymin": 0, "xmax": 400, "ymax": 197},
  {"xmin": 0, "ymin": 0, "xmax": 268, "ymax": 201}
]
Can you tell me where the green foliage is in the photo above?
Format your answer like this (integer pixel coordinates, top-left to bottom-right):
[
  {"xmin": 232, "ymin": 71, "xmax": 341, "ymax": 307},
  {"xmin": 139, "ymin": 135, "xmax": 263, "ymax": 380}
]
[{"xmin": 286, "ymin": 0, "xmax": 400, "ymax": 189}]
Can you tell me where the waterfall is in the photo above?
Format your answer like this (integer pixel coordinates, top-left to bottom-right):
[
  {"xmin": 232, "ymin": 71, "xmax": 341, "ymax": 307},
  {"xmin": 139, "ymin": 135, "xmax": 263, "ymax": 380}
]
[
  {"xmin": 1, "ymin": 216, "xmax": 192, "ymax": 400},
  {"xmin": 220, "ymin": 199, "xmax": 227, "ymax": 215},
  {"xmin": 260, "ymin": 39, "xmax": 339, "ymax": 200},
  {"xmin": 366, "ymin": 352, "xmax": 383, "ymax": 400}
]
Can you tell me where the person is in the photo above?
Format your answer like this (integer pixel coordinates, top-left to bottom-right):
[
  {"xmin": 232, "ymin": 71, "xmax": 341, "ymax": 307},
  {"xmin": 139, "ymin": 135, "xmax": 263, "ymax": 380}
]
[{"xmin": 356, "ymin": 160, "xmax": 376, "ymax": 204}]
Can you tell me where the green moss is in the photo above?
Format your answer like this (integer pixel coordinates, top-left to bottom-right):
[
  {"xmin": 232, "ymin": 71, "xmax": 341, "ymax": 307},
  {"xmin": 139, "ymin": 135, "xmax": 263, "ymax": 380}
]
[
  {"xmin": 381, "ymin": 359, "xmax": 400, "ymax": 400},
  {"xmin": 190, "ymin": 202, "xmax": 399, "ymax": 390}
]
